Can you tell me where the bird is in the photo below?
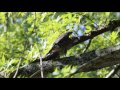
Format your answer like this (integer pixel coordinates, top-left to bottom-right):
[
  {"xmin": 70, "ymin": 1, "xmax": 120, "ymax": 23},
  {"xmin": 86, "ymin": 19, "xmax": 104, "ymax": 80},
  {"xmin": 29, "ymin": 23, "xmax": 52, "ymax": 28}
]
[
  {"xmin": 43, "ymin": 31, "xmax": 73, "ymax": 60},
  {"xmin": 32, "ymin": 31, "xmax": 73, "ymax": 63}
]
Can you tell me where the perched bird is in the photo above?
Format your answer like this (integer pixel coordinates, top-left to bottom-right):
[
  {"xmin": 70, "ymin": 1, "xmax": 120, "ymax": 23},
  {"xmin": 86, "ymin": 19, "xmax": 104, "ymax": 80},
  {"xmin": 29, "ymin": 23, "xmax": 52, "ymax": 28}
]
[
  {"xmin": 43, "ymin": 31, "xmax": 73, "ymax": 60},
  {"xmin": 32, "ymin": 31, "xmax": 73, "ymax": 63}
]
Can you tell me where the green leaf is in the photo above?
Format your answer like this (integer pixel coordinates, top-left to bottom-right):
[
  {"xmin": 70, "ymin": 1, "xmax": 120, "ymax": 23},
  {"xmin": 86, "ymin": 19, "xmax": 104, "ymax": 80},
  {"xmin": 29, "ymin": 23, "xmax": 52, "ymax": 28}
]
[{"xmin": 105, "ymin": 12, "xmax": 110, "ymax": 17}]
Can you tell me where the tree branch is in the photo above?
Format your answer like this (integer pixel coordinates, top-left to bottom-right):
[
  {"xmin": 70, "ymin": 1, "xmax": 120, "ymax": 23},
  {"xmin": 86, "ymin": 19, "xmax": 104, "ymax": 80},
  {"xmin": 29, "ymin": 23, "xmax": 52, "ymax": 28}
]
[
  {"xmin": 72, "ymin": 20, "xmax": 120, "ymax": 46},
  {"xmin": 105, "ymin": 65, "xmax": 120, "ymax": 78},
  {"xmin": 9, "ymin": 44, "xmax": 120, "ymax": 78}
]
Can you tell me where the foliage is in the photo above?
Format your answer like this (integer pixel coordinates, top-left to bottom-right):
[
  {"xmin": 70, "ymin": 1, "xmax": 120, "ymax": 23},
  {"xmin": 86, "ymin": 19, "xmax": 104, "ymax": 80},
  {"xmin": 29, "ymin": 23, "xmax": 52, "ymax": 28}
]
[{"xmin": 0, "ymin": 12, "xmax": 120, "ymax": 78}]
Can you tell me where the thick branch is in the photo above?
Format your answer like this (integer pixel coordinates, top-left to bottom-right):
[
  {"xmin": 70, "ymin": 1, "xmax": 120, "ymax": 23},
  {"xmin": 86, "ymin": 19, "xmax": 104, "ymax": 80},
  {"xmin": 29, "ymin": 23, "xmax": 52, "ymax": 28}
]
[
  {"xmin": 72, "ymin": 20, "xmax": 120, "ymax": 45},
  {"xmin": 10, "ymin": 44, "xmax": 120, "ymax": 78}
]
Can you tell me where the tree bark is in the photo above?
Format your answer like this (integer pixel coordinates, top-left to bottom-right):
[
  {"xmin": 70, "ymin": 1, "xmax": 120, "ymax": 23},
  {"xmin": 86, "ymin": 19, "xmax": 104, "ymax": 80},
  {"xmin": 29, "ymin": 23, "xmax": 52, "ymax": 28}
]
[{"xmin": 9, "ymin": 44, "xmax": 120, "ymax": 78}]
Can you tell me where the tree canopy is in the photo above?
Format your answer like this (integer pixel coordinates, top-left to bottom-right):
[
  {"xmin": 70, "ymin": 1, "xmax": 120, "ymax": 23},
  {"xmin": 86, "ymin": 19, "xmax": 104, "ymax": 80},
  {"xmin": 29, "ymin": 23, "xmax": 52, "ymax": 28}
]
[{"xmin": 0, "ymin": 12, "xmax": 120, "ymax": 78}]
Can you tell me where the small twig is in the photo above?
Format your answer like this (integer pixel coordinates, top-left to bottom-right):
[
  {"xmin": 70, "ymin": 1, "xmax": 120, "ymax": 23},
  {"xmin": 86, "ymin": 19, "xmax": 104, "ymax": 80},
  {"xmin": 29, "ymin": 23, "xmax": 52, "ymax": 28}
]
[
  {"xmin": 39, "ymin": 56, "xmax": 44, "ymax": 78},
  {"xmin": 29, "ymin": 56, "xmax": 44, "ymax": 78},
  {"xmin": 13, "ymin": 59, "xmax": 21, "ymax": 78},
  {"xmin": 83, "ymin": 39, "xmax": 92, "ymax": 53},
  {"xmin": 105, "ymin": 65, "xmax": 120, "ymax": 78},
  {"xmin": 33, "ymin": 12, "xmax": 37, "ymax": 31},
  {"xmin": 105, "ymin": 69, "xmax": 115, "ymax": 78}
]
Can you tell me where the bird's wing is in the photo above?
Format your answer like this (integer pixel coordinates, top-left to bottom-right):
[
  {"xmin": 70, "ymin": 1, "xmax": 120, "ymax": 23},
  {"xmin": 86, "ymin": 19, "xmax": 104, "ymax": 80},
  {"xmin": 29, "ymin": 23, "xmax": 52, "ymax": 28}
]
[
  {"xmin": 47, "ymin": 31, "xmax": 72, "ymax": 54},
  {"xmin": 53, "ymin": 31, "xmax": 72, "ymax": 44}
]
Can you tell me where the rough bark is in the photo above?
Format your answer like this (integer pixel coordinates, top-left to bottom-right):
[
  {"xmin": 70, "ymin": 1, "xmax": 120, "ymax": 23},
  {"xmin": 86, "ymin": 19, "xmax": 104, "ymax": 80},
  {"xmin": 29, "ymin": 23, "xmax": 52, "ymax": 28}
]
[{"xmin": 9, "ymin": 44, "xmax": 120, "ymax": 78}]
